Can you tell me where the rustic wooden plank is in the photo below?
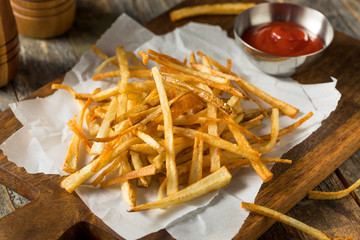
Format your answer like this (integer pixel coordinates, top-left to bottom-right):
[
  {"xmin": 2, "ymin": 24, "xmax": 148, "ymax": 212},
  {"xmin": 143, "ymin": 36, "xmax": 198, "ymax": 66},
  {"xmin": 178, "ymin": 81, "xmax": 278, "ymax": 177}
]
[
  {"xmin": 68, "ymin": 0, "xmax": 116, "ymax": 58},
  {"xmin": 68, "ymin": 0, "xmax": 183, "ymax": 58},
  {"xmin": 260, "ymin": 171, "xmax": 360, "ymax": 239},
  {"xmin": 343, "ymin": 0, "xmax": 360, "ymax": 25},
  {"xmin": 107, "ymin": 0, "xmax": 182, "ymax": 24},
  {"xmin": 0, "ymin": 1, "xmax": 359, "ymax": 239},
  {"xmin": 5, "ymin": 187, "xmax": 30, "ymax": 210},
  {"xmin": 13, "ymin": 35, "xmax": 78, "ymax": 100},
  {"xmin": 338, "ymin": 149, "xmax": 360, "ymax": 200}
]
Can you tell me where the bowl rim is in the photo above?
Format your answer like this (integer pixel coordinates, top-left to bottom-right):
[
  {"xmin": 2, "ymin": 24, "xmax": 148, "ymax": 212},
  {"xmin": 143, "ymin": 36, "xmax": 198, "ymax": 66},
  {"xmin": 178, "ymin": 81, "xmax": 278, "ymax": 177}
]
[{"xmin": 233, "ymin": 2, "xmax": 334, "ymax": 59}]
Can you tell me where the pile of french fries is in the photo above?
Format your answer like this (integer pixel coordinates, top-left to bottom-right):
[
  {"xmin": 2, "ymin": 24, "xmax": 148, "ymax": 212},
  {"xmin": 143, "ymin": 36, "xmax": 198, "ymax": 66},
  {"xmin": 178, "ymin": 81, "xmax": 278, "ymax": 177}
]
[{"xmin": 53, "ymin": 45, "xmax": 314, "ymax": 212}]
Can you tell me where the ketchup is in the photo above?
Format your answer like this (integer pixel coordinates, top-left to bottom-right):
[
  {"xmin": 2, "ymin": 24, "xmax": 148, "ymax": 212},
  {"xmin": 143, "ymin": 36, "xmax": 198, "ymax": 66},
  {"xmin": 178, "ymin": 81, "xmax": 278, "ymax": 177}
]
[{"xmin": 241, "ymin": 21, "xmax": 324, "ymax": 57}]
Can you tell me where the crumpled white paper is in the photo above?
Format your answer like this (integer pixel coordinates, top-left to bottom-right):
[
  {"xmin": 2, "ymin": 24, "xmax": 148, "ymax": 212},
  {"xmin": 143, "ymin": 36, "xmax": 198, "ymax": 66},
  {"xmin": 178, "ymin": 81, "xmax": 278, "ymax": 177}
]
[{"xmin": 0, "ymin": 14, "xmax": 341, "ymax": 240}]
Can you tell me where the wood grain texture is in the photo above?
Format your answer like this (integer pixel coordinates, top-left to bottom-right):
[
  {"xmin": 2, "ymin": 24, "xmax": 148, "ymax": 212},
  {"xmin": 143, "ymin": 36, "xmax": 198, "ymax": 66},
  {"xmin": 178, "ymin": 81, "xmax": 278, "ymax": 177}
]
[
  {"xmin": 10, "ymin": 0, "xmax": 76, "ymax": 39},
  {"xmin": 0, "ymin": 0, "xmax": 360, "ymax": 239},
  {"xmin": 0, "ymin": 0, "xmax": 19, "ymax": 87}
]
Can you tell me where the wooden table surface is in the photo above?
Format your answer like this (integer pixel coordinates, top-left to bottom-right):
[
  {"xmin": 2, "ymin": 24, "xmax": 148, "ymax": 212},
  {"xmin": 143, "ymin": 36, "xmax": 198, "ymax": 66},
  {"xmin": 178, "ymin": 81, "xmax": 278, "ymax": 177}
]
[{"xmin": 1, "ymin": 0, "xmax": 360, "ymax": 239}]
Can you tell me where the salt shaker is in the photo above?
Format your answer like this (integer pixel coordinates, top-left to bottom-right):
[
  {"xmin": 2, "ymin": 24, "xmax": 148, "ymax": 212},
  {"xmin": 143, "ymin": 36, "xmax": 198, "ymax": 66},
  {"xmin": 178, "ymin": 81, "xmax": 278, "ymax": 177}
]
[{"xmin": 0, "ymin": 0, "xmax": 19, "ymax": 87}]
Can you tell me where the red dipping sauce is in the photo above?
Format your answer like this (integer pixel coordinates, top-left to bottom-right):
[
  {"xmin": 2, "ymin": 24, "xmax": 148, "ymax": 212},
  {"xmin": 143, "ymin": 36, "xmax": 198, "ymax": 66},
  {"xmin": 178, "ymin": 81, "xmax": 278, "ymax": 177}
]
[{"xmin": 241, "ymin": 21, "xmax": 324, "ymax": 57}]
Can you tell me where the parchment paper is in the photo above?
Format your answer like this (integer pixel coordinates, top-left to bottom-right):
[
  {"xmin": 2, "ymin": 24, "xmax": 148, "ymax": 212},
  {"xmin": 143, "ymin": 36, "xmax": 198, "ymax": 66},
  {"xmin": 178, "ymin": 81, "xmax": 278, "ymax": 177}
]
[{"xmin": 0, "ymin": 14, "xmax": 341, "ymax": 240}]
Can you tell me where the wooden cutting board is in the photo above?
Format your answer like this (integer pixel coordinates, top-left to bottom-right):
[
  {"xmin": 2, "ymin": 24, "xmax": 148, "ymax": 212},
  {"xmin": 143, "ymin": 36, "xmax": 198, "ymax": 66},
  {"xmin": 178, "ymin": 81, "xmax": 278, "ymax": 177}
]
[{"xmin": 1, "ymin": 0, "xmax": 360, "ymax": 239}]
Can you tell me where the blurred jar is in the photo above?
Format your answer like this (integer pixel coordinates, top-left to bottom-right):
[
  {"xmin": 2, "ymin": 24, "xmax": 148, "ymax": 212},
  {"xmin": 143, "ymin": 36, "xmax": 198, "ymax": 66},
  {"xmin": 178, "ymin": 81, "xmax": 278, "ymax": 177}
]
[
  {"xmin": 10, "ymin": 0, "xmax": 76, "ymax": 39},
  {"xmin": 0, "ymin": 0, "xmax": 19, "ymax": 87}
]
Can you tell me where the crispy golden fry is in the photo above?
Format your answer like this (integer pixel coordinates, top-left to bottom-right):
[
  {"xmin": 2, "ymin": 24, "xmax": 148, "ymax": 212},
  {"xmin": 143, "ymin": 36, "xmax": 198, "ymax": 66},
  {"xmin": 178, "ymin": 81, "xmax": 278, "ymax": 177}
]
[
  {"xmin": 121, "ymin": 178, "xmax": 137, "ymax": 207},
  {"xmin": 175, "ymin": 155, "xmax": 291, "ymax": 180},
  {"xmin": 309, "ymin": 178, "xmax": 360, "ymax": 200},
  {"xmin": 63, "ymin": 119, "xmax": 81, "ymax": 173},
  {"xmin": 147, "ymin": 49, "xmax": 185, "ymax": 66},
  {"xmin": 92, "ymin": 69, "xmax": 152, "ymax": 81},
  {"xmin": 116, "ymin": 46, "xmax": 130, "ymax": 94},
  {"xmin": 152, "ymin": 66, "xmax": 178, "ymax": 194},
  {"xmin": 130, "ymin": 166, "xmax": 232, "ymax": 211},
  {"xmin": 260, "ymin": 112, "xmax": 313, "ymax": 140},
  {"xmin": 188, "ymin": 134, "xmax": 204, "ymax": 184},
  {"xmin": 163, "ymin": 75, "xmax": 234, "ymax": 115},
  {"xmin": 130, "ymin": 151, "xmax": 151, "ymax": 187},
  {"xmin": 118, "ymin": 152, "xmax": 137, "ymax": 207},
  {"xmin": 234, "ymin": 78, "xmax": 298, "ymax": 118},
  {"xmin": 61, "ymin": 137, "xmax": 141, "ymax": 193},
  {"xmin": 160, "ymin": 125, "xmax": 260, "ymax": 161},
  {"xmin": 63, "ymin": 96, "xmax": 94, "ymax": 173},
  {"xmin": 138, "ymin": 51, "xmax": 149, "ymax": 65},
  {"xmin": 91, "ymin": 45, "xmax": 110, "ymax": 60},
  {"xmin": 94, "ymin": 56, "xmax": 118, "ymax": 74},
  {"xmin": 160, "ymin": 125, "xmax": 273, "ymax": 182},
  {"xmin": 197, "ymin": 51, "xmax": 230, "ymax": 74},
  {"xmin": 133, "ymin": 129, "xmax": 165, "ymax": 154},
  {"xmin": 100, "ymin": 164, "xmax": 157, "ymax": 188},
  {"xmin": 66, "ymin": 119, "xmax": 93, "ymax": 155},
  {"xmin": 91, "ymin": 95, "xmax": 119, "ymax": 155},
  {"xmin": 157, "ymin": 178, "xmax": 167, "ymax": 200},
  {"xmin": 241, "ymin": 202, "xmax": 331, "ymax": 240},
  {"xmin": 91, "ymin": 156, "xmax": 121, "ymax": 187},
  {"xmin": 150, "ymin": 53, "xmax": 229, "ymax": 85},
  {"xmin": 191, "ymin": 63, "xmax": 298, "ymax": 118},
  {"xmin": 146, "ymin": 92, "xmax": 205, "ymax": 132},
  {"xmin": 253, "ymin": 108, "xmax": 279, "ymax": 154},
  {"xmin": 169, "ymin": 3, "xmax": 255, "ymax": 22},
  {"xmin": 51, "ymin": 84, "xmax": 91, "ymax": 100},
  {"xmin": 162, "ymin": 72, "xmax": 245, "ymax": 98}
]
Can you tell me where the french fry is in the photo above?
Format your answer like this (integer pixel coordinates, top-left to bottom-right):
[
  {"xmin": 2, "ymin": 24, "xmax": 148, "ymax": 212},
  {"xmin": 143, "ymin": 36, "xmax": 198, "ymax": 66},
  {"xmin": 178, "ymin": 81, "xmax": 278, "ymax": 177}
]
[
  {"xmin": 163, "ymin": 75, "xmax": 235, "ymax": 115},
  {"xmin": 253, "ymin": 108, "xmax": 279, "ymax": 154},
  {"xmin": 151, "ymin": 54, "xmax": 229, "ymax": 85},
  {"xmin": 66, "ymin": 119, "xmax": 93, "ymax": 155},
  {"xmin": 159, "ymin": 125, "xmax": 273, "ymax": 182},
  {"xmin": 91, "ymin": 45, "xmax": 110, "ymax": 60},
  {"xmin": 188, "ymin": 134, "xmax": 204, "ymax": 184},
  {"xmin": 62, "ymin": 119, "xmax": 81, "ymax": 173},
  {"xmin": 130, "ymin": 166, "xmax": 232, "ymax": 211},
  {"xmin": 138, "ymin": 51, "xmax": 149, "ymax": 65},
  {"xmin": 91, "ymin": 155, "xmax": 121, "ymax": 187},
  {"xmin": 118, "ymin": 152, "xmax": 137, "ymax": 207},
  {"xmin": 160, "ymin": 125, "xmax": 260, "ymax": 162},
  {"xmin": 130, "ymin": 151, "xmax": 151, "ymax": 187},
  {"xmin": 116, "ymin": 46, "xmax": 130, "ymax": 94},
  {"xmin": 92, "ymin": 69, "xmax": 152, "ymax": 81},
  {"xmin": 100, "ymin": 164, "xmax": 157, "ymax": 188},
  {"xmin": 51, "ymin": 83, "xmax": 91, "ymax": 100},
  {"xmin": 191, "ymin": 62, "xmax": 298, "ymax": 118},
  {"xmin": 152, "ymin": 66, "xmax": 178, "ymax": 194},
  {"xmin": 309, "ymin": 177, "xmax": 360, "ymax": 200},
  {"xmin": 241, "ymin": 202, "xmax": 331, "ymax": 240},
  {"xmin": 63, "ymin": 95, "xmax": 94, "ymax": 173},
  {"xmin": 91, "ymin": 95, "xmax": 119, "ymax": 155},
  {"xmin": 157, "ymin": 178, "xmax": 167, "ymax": 200},
  {"xmin": 94, "ymin": 56, "xmax": 118, "ymax": 74},
  {"xmin": 162, "ymin": 72, "xmax": 245, "ymax": 98},
  {"xmin": 260, "ymin": 111, "xmax": 313, "ymax": 140},
  {"xmin": 133, "ymin": 129, "xmax": 165, "ymax": 154},
  {"xmin": 61, "ymin": 137, "xmax": 141, "ymax": 193},
  {"xmin": 169, "ymin": 3, "xmax": 255, "ymax": 22}
]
